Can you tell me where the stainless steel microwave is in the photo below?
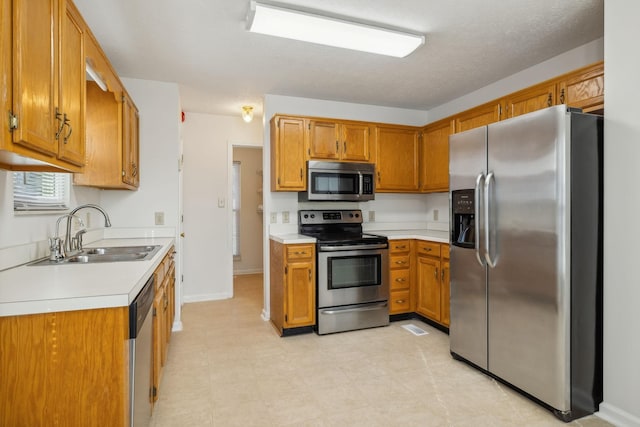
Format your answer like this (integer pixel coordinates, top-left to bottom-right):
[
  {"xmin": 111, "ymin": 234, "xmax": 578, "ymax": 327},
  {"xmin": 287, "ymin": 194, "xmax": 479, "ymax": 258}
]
[{"xmin": 299, "ymin": 161, "xmax": 375, "ymax": 202}]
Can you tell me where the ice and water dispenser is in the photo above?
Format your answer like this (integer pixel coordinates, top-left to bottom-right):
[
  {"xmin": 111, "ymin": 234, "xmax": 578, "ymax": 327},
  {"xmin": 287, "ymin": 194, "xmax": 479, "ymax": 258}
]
[{"xmin": 451, "ymin": 189, "xmax": 475, "ymax": 248}]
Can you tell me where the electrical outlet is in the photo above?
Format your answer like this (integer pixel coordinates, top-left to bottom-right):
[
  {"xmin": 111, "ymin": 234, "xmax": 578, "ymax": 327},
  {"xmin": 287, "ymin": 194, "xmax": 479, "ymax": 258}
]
[
  {"xmin": 270, "ymin": 212, "xmax": 277, "ymax": 224},
  {"xmin": 369, "ymin": 211, "xmax": 375, "ymax": 222},
  {"xmin": 217, "ymin": 198, "xmax": 225, "ymax": 208},
  {"xmin": 433, "ymin": 209, "xmax": 439, "ymax": 221},
  {"xmin": 155, "ymin": 211, "xmax": 165, "ymax": 225},
  {"xmin": 282, "ymin": 211, "xmax": 290, "ymax": 223}
]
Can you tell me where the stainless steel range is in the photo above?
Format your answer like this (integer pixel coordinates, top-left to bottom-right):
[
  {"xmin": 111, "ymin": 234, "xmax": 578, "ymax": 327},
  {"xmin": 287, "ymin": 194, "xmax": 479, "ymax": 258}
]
[{"xmin": 298, "ymin": 209, "xmax": 389, "ymax": 335}]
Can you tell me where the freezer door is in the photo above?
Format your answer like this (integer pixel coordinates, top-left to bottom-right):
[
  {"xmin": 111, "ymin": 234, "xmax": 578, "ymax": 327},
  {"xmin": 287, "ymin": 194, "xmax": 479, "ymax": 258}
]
[
  {"xmin": 449, "ymin": 126, "xmax": 488, "ymax": 369},
  {"xmin": 486, "ymin": 106, "xmax": 570, "ymax": 411}
]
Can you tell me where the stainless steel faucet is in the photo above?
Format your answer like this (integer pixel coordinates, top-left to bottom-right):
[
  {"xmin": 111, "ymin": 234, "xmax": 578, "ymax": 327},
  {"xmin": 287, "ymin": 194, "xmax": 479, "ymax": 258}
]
[
  {"xmin": 64, "ymin": 204, "xmax": 112, "ymax": 253},
  {"xmin": 50, "ymin": 214, "xmax": 84, "ymax": 261}
]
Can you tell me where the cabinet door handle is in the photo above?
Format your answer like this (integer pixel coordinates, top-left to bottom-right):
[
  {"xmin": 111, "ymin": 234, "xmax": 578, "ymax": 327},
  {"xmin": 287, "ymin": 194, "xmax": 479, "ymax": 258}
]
[
  {"xmin": 441, "ymin": 269, "xmax": 445, "ymax": 281},
  {"xmin": 300, "ymin": 168, "xmax": 303, "ymax": 180},
  {"xmin": 308, "ymin": 270, "xmax": 311, "ymax": 281},
  {"xmin": 63, "ymin": 116, "xmax": 72, "ymax": 144},
  {"xmin": 547, "ymin": 93, "xmax": 552, "ymax": 107},
  {"xmin": 335, "ymin": 141, "xmax": 339, "ymax": 152},
  {"xmin": 377, "ymin": 171, "xmax": 380, "ymax": 182},
  {"xmin": 434, "ymin": 267, "xmax": 438, "ymax": 279},
  {"xmin": 55, "ymin": 108, "xmax": 65, "ymax": 140},
  {"xmin": 343, "ymin": 141, "xmax": 347, "ymax": 153},
  {"xmin": 560, "ymin": 88, "xmax": 565, "ymax": 104}
]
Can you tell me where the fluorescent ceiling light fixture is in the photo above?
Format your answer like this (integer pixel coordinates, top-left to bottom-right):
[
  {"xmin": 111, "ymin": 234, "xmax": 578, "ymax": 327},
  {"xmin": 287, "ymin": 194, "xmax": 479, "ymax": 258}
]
[{"xmin": 247, "ymin": 1, "xmax": 425, "ymax": 58}]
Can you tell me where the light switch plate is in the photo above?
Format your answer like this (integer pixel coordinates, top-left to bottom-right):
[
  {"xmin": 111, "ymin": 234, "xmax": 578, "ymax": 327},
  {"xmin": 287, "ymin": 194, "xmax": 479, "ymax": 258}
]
[
  {"xmin": 155, "ymin": 212, "xmax": 165, "ymax": 225},
  {"xmin": 270, "ymin": 212, "xmax": 277, "ymax": 224},
  {"xmin": 282, "ymin": 211, "xmax": 290, "ymax": 223}
]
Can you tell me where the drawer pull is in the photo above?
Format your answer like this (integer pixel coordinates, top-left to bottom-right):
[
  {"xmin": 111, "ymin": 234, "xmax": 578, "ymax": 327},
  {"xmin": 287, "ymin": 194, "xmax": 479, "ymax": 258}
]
[
  {"xmin": 395, "ymin": 260, "xmax": 407, "ymax": 265},
  {"xmin": 395, "ymin": 245, "xmax": 407, "ymax": 250},
  {"xmin": 422, "ymin": 247, "xmax": 432, "ymax": 252},
  {"xmin": 395, "ymin": 278, "xmax": 406, "ymax": 282},
  {"xmin": 395, "ymin": 299, "xmax": 405, "ymax": 304},
  {"xmin": 293, "ymin": 251, "xmax": 307, "ymax": 255}
]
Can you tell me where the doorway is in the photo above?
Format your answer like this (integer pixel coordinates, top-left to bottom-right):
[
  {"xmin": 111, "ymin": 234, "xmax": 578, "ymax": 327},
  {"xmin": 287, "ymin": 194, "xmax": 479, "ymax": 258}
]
[{"xmin": 232, "ymin": 146, "xmax": 264, "ymax": 276}]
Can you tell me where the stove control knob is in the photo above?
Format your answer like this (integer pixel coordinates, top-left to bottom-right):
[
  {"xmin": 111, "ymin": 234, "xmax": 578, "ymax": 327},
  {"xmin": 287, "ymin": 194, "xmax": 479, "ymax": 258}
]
[
  {"xmin": 349, "ymin": 213, "xmax": 354, "ymax": 218},
  {"xmin": 310, "ymin": 214, "xmax": 315, "ymax": 218},
  {"xmin": 355, "ymin": 213, "xmax": 360, "ymax": 218},
  {"xmin": 303, "ymin": 214, "xmax": 308, "ymax": 219}
]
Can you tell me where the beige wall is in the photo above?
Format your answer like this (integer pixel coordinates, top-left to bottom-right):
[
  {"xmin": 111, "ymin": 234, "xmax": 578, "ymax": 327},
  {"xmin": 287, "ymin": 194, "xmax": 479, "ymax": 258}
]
[{"xmin": 233, "ymin": 147, "xmax": 263, "ymax": 274}]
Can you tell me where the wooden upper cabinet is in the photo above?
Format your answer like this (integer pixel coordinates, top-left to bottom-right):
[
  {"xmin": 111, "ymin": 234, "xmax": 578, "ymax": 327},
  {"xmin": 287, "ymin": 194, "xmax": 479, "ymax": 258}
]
[
  {"xmin": 504, "ymin": 82, "xmax": 556, "ymax": 119},
  {"xmin": 340, "ymin": 122, "xmax": 370, "ymax": 162},
  {"xmin": 375, "ymin": 125, "xmax": 419, "ymax": 192},
  {"xmin": 308, "ymin": 119, "xmax": 371, "ymax": 162},
  {"xmin": 271, "ymin": 115, "xmax": 307, "ymax": 191},
  {"xmin": 74, "ymin": 29, "xmax": 140, "ymax": 190},
  {"xmin": 420, "ymin": 118, "xmax": 453, "ymax": 193},
  {"xmin": 3, "ymin": 0, "xmax": 85, "ymax": 172},
  {"xmin": 557, "ymin": 61, "xmax": 604, "ymax": 113},
  {"xmin": 1, "ymin": 0, "xmax": 11, "ymax": 155},
  {"xmin": 308, "ymin": 120, "xmax": 340, "ymax": 160},
  {"xmin": 455, "ymin": 101, "xmax": 503, "ymax": 133},
  {"xmin": 57, "ymin": 0, "xmax": 86, "ymax": 166},
  {"xmin": 122, "ymin": 93, "xmax": 139, "ymax": 187}
]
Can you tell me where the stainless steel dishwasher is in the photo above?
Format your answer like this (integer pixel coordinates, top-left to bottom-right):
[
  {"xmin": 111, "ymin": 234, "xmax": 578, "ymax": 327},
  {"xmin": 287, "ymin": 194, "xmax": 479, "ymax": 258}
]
[{"xmin": 129, "ymin": 275, "xmax": 155, "ymax": 427}]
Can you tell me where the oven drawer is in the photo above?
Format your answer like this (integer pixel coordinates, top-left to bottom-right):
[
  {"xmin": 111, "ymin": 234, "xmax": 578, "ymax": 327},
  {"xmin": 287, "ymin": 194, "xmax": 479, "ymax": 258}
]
[
  {"xmin": 390, "ymin": 290, "xmax": 411, "ymax": 313},
  {"xmin": 317, "ymin": 301, "xmax": 389, "ymax": 335},
  {"xmin": 390, "ymin": 269, "xmax": 410, "ymax": 291}
]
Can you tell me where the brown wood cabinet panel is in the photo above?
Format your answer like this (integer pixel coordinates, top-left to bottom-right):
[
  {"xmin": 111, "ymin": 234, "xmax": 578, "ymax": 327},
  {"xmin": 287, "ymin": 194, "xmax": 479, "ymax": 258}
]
[
  {"xmin": 285, "ymin": 260, "xmax": 315, "ymax": 327},
  {"xmin": 269, "ymin": 240, "xmax": 285, "ymax": 333},
  {"xmin": 57, "ymin": 0, "xmax": 85, "ymax": 166},
  {"xmin": 390, "ymin": 268, "xmax": 411, "ymax": 291},
  {"xmin": 505, "ymin": 82, "xmax": 556, "ymax": 118},
  {"xmin": 416, "ymin": 254, "xmax": 441, "ymax": 320},
  {"xmin": 270, "ymin": 116, "xmax": 307, "ymax": 191},
  {"xmin": 389, "ymin": 239, "xmax": 411, "ymax": 254},
  {"xmin": 375, "ymin": 125, "xmax": 419, "ymax": 191},
  {"xmin": 416, "ymin": 241, "xmax": 441, "ymax": 258},
  {"xmin": 390, "ymin": 254, "xmax": 411, "ymax": 270},
  {"xmin": 122, "ymin": 93, "xmax": 139, "ymax": 187},
  {"xmin": 455, "ymin": 101, "xmax": 503, "ymax": 133},
  {"xmin": 340, "ymin": 122, "xmax": 370, "ymax": 162},
  {"xmin": 420, "ymin": 118, "xmax": 453, "ymax": 192},
  {"xmin": 308, "ymin": 119, "xmax": 340, "ymax": 160},
  {"xmin": 1, "ymin": 0, "xmax": 11, "ymax": 160},
  {"xmin": 558, "ymin": 62, "xmax": 604, "ymax": 113},
  {"xmin": 0, "ymin": 307, "xmax": 130, "ymax": 426},
  {"xmin": 390, "ymin": 289, "xmax": 411, "ymax": 313}
]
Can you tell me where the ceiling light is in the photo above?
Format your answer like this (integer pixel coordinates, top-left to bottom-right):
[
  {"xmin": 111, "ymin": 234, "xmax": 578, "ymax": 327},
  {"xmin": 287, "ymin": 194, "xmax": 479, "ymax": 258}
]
[
  {"xmin": 247, "ymin": 1, "xmax": 425, "ymax": 58},
  {"xmin": 242, "ymin": 106, "xmax": 254, "ymax": 123}
]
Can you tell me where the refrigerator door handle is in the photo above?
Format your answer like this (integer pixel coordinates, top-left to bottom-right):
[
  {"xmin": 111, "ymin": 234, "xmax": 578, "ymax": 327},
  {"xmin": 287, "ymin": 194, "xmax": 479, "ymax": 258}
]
[
  {"xmin": 475, "ymin": 173, "xmax": 485, "ymax": 267},
  {"xmin": 484, "ymin": 171, "xmax": 497, "ymax": 268}
]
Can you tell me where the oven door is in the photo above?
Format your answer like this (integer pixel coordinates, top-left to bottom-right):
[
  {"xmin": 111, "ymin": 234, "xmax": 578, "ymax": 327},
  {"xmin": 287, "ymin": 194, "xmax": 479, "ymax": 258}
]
[{"xmin": 317, "ymin": 246, "xmax": 389, "ymax": 308}]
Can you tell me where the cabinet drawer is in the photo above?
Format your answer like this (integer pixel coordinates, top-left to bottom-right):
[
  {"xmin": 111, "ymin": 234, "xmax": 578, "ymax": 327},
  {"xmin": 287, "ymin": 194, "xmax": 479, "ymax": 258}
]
[
  {"xmin": 390, "ymin": 290, "xmax": 411, "ymax": 313},
  {"xmin": 390, "ymin": 254, "xmax": 411, "ymax": 269},
  {"xmin": 416, "ymin": 241, "xmax": 441, "ymax": 257},
  {"xmin": 389, "ymin": 239, "xmax": 411, "ymax": 254},
  {"xmin": 286, "ymin": 244, "xmax": 314, "ymax": 260},
  {"xmin": 390, "ymin": 269, "xmax": 411, "ymax": 291},
  {"xmin": 441, "ymin": 244, "xmax": 450, "ymax": 259}
]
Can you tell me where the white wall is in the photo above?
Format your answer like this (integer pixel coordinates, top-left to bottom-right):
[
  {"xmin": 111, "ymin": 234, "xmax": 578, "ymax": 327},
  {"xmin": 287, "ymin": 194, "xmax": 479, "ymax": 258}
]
[
  {"xmin": 181, "ymin": 112, "xmax": 262, "ymax": 302},
  {"xmin": 598, "ymin": 2, "xmax": 640, "ymax": 426}
]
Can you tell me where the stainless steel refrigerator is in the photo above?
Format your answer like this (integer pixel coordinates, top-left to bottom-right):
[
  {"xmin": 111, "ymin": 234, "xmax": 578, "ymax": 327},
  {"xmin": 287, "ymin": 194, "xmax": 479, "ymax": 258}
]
[{"xmin": 449, "ymin": 105, "xmax": 603, "ymax": 422}]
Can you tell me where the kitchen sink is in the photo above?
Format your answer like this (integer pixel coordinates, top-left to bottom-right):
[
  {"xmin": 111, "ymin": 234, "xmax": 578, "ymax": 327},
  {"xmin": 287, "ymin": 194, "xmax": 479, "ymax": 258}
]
[{"xmin": 29, "ymin": 245, "xmax": 162, "ymax": 266}]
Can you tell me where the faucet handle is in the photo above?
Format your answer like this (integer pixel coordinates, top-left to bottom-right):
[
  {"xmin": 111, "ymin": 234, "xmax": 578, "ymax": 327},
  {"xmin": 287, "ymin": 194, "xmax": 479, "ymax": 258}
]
[{"xmin": 49, "ymin": 237, "xmax": 65, "ymax": 261}]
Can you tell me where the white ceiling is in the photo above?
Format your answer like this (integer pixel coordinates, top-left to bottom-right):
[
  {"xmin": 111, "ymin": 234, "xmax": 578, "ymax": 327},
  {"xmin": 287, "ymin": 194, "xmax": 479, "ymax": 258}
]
[{"xmin": 72, "ymin": 0, "xmax": 603, "ymax": 119}]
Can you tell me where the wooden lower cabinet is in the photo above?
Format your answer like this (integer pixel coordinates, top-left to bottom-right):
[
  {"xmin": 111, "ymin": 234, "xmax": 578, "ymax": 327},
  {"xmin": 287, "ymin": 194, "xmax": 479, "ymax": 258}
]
[
  {"xmin": 414, "ymin": 240, "xmax": 450, "ymax": 327},
  {"xmin": 0, "ymin": 307, "xmax": 130, "ymax": 426},
  {"xmin": 270, "ymin": 240, "xmax": 316, "ymax": 335},
  {"xmin": 389, "ymin": 239, "xmax": 412, "ymax": 314},
  {"xmin": 152, "ymin": 246, "xmax": 175, "ymax": 403}
]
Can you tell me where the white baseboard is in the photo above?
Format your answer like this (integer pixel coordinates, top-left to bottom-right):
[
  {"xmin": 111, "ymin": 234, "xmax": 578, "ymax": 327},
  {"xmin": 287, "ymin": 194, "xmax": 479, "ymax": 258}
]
[
  {"xmin": 233, "ymin": 269, "xmax": 263, "ymax": 275},
  {"xmin": 182, "ymin": 292, "xmax": 233, "ymax": 303},
  {"xmin": 597, "ymin": 402, "xmax": 640, "ymax": 427},
  {"xmin": 261, "ymin": 308, "xmax": 270, "ymax": 321},
  {"xmin": 171, "ymin": 320, "xmax": 183, "ymax": 332}
]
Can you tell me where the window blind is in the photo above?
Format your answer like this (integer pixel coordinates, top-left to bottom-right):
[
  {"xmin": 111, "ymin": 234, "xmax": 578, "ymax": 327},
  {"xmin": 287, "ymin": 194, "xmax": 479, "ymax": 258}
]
[{"xmin": 13, "ymin": 172, "xmax": 70, "ymax": 211}]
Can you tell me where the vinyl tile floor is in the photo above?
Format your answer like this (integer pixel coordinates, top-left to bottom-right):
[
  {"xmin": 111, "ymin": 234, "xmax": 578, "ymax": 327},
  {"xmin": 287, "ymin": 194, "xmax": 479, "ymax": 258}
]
[{"xmin": 150, "ymin": 274, "xmax": 611, "ymax": 427}]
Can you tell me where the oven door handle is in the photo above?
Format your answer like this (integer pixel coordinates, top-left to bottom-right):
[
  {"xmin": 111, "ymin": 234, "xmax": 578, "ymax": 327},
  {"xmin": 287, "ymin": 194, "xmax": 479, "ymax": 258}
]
[
  {"xmin": 320, "ymin": 302, "xmax": 388, "ymax": 315},
  {"xmin": 318, "ymin": 243, "xmax": 388, "ymax": 251}
]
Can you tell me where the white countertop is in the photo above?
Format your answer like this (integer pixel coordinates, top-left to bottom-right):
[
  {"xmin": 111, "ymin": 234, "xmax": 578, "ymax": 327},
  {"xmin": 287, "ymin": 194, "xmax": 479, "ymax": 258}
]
[
  {"xmin": 0, "ymin": 237, "xmax": 175, "ymax": 317},
  {"xmin": 269, "ymin": 229, "xmax": 450, "ymax": 244}
]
